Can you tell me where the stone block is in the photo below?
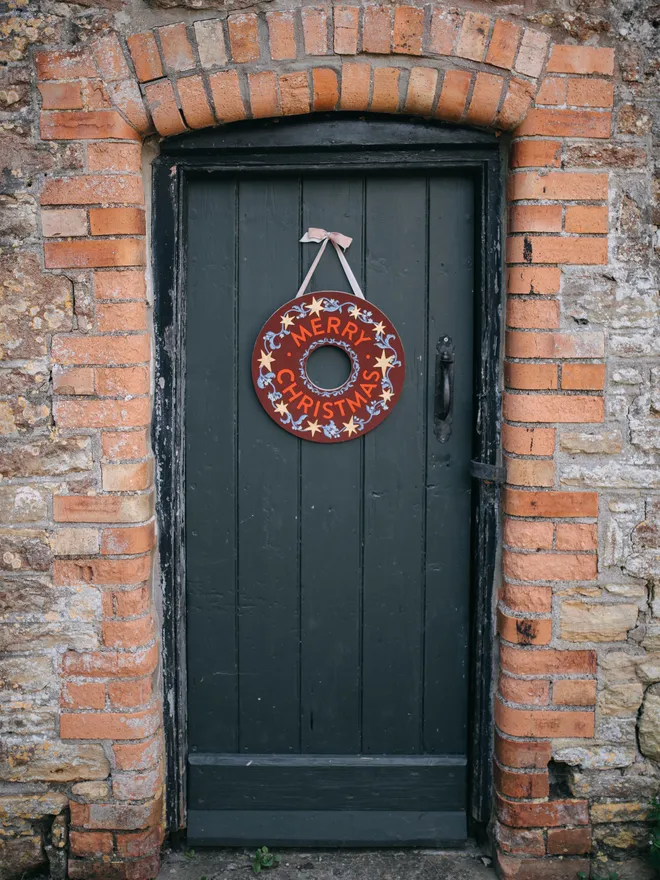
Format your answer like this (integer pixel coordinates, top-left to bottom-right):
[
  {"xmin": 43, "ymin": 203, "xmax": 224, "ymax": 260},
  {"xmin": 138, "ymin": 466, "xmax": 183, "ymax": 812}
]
[{"xmin": 560, "ymin": 603, "xmax": 639, "ymax": 641}]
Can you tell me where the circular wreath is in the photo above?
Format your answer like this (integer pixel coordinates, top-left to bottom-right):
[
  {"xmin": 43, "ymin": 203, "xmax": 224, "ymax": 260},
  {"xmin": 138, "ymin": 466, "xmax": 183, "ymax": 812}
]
[{"xmin": 252, "ymin": 291, "xmax": 405, "ymax": 443}]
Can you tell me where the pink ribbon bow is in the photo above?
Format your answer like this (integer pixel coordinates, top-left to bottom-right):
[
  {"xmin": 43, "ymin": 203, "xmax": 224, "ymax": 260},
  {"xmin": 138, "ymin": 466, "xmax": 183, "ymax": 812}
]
[
  {"xmin": 301, "ymin": 228, "xmax": 353, "ymax": 251},
  {"xmin": 296, "ymin": 227, "xmax": 364, "ymax": 300}
]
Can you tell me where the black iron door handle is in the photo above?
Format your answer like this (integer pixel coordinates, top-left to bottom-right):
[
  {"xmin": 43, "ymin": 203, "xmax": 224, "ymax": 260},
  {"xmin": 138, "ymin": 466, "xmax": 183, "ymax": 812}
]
[{"xmin": 434, "ymin": 336, "xmax": 454, "ymax": 443}]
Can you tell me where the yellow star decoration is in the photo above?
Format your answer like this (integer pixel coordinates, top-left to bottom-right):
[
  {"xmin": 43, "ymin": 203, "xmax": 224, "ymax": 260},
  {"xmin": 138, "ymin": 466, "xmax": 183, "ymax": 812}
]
[
  {"xmin": 258, "ymin": 350, "xmax": 275, "ymax": 371},
  {"xmin": 307, "ymin": 297, "xmax": 325, "ymax": 317},
  {"xmin": 281, "ymin": 313, "xmax": 295, "ymax": 329},
  {"xmin": 374, "ymin": 351, "xmax": 393, "ymax": 377},
  {"xmin": 373, "ymin": 321, "xmax": 386, "ymax": 336},
  {"xmin": 380, "ymin": 388, "xmax": 394, "ymax": 404},
  {"xmin": 305, "ymin": 419, "xmax": 322, "ymax": 437},
  {"xmin": 349, "ymin": 305, "xmax": 362, "ymax": 320},
  {"xmin": 342, "ymin": 417, "xmax": 359, "ymax": 437},
  {"xmin": 274, "ymin": 401, "xmax": 289, "ymax": 416}
]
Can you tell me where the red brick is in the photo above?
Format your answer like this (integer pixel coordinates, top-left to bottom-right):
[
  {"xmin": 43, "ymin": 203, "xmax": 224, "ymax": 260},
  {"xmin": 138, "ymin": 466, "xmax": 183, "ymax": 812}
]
[
  {"xmin": 507, "ymin": 235, "xmax": 608, "ymax": 265},
  {"xmin": 535, "ymin": 77, "xmax": 567, "ymax": 106},
  {"xmin": 62, "ymin": 681, "xmax": 106, "ymax": 710},
  {"xmin": 498, "ymin": 607, "xmax": 552, "ymax": 645},
  {"xmin": 567, "ymin": 78, "xmax": 614, "ymax": 108},
  {"xmin": 90, "ymin": 208, "xmax": 146, "ymax": 237},
  {"xmin": 334, "ymin": 7, "xmax": 359, "ymax": 55},
  {"xmin": 208, "ymin": 70, "xmax": 246, "ymax": 123},
  {"xmin": 505, "ymin": 456, "xmax": 555, "ymax": 488},
  {"xmin": 485, "ymin": 20, "xmax": 521, "ymax": 69},
  {"xmin": 498, "ymin": 78, "xmax": 535, "ymax": 130},
  {"xmin": 502, "ymin": 583, "xmax": 553, "ymax": 614},
  {"xmin": 556, "ymin": 523, "xmax": 597, "ymax": 551},
  {"xmin": 115, "ymin": 826, "xmax": 163, "ymax": 858},
  {"xmin": 102, "ymin": 429, "xmax": 149, "ymax": 461},
  {"xmin": 496, "ymin": 700, "xmax": 595, "ymax": 739},
  {"xmin": 248, "ymin": 71, "xmax": 281, "ymax": 119},
  {"xmin": 504, "ymin": 519, "xmax": 554, "ymax": 550},
  {"xmin": 497, "ymin": 793, "xmax": 589, "ymax": 828},
  {"xmin": 500, "ymin": 643, "xmax": 596, "ymax": 676},
  {"xmin": 177, "ymin": 75, "xmax": 215, "ymax": 130},
  {"xmin": 553, "ymin": 679, "xmax": 597, "ymax": 707},
  {"xmin": 504, "ymin": 488, "xmax": 597, "ymax": 519},
  {"xmin": 54, "ymin": 493, "xmax": 153, "ymax": 525},
  {"xmin": 39, "ymin": 82, "xmax": 83, "ymax": 110},
  {"xmin": 509, "ymin": 205, "xmax": 562, "ymax": 233},
  {"xmin": 514, "ymin": 30, "xmax": 550, "ymax": 78},
  {"xmin": 96, "ymin": 302, "xmax": 147, "ymax": 332},
  {"xmin": 436, "ymin": 70, "xmax": 471, "ymax": 122},
  {"xmin": 36, "ymin": 49, "xmax": 97, "ymax": 81},
  {"xmin": 42, "ymin": 175, "xmax": 143, "ymax": 207},
  {"xmin": 113, "ymin": 766, "xmax": 162, "ymax": 802},
  {"xmin": 516, "ymin": 108, "xmax": 612, "ymax": 138},
  {"xmin": 267, "ymin": 11, "xmax": 296, "ymax": 61},
  {"xmin": 112, "ymin": 586, "xmax": 152, "ymax": 618},
  {"xmin": 547, "ymin": 826, "xmax": 592, "ymax": 855},
  {"xmin": 91, "ymin": 33, "xmax": 130, "ymax": 83},
  {"xmin": 503, "ymin": 424, "xmax": 556, "ymax": 456},
  {"xmin": 63, "ymin": 644, "xmax": 158, "ymax": 677},
  {"xmin": 562, "ymin": 363, "xmax": 605, "ymax": 391},
  {"xmin": 56, "ymin": 555, "xmax": 151, "ymax": 587},
  {"xmin": 88, "ymin": 144, "xmax": 142, "ymax": 173},
  {"xmin": 103, "ymin": 616, "xmax": 155, "ymax": 649},
  {"xmin": 429, "ymin": 8, "xmax": 461, "ymax": 55},
  {"xmin": 494, "ymin": 821, "xmax": 545, "ymax": 857},
  {"xmin": 45, "ymin": 239, "xmax": 145, "ymax": 270},
  {"xmin": 108, "ymin": 677, "xmax": 153, "ymax": 709},
  {"xmin": 495, "ymin": 732, "xmax": 551, "ymax": 769},
  {"xmin": 456, "ymin": 11, "xmax": 490, "ymax": 62},
  {"xmin": 370, "ymin": 68, "xmax": 401, "ymax": 113},
  {"xmin": 504, "ymin": 392, "xmax": 604, "ymax": 424},
  {"xmin": 494, "ymin": 761, "xmax": 550, "ymax": 798},
  {"xmin": 510, "ymin": 140, "xmax": 562, "ymax": 169},
  {"xmin": 102, "ymin": 460, "xmax": 152, "ymax": 492},
  {"xmin": 95, "ymin": 270, "xmax": 146, "ymax": 301},
  {"xmin": 499, "ymin": 674, "xmax": 549, "ymax": 707},
  {"xmin": 41, "ymin": 111, "xmax": 139, "ymax": 142},
  {"xmin": 144, "ymin": 80, "xmax": 186, "ymax": 137},
  {"xmin": 69, "ymin": 831, "xmax": 113, "ymax": 857},
  {"xmin": 313, "ymin": 68, "xmax": 339, "ymax": 111},
  {"xmin": 465, "ymin": 72, "xmax": 504, "ymax": 126},
  {"xmin": 404, "ymin": 67, "xmax": 438, "ymax": 116},
  {"xmin": 363, "ymin": 7, "xmax": 391, "ymax": 54},
  {"xmin": 507, "ymin": 266, "xmax": 561, "ymax": 295},
  {"xmin": 393, "ymin": 6, "xmax": 424, "ymax": 55},
  {"xmin": 96, "ymin": 366, "xmax": 150, "ymax": 397},
  {"xmin": 504, "ymin": 550, "xmax": 597, "ymax": 582},
  {"xmin": 565, "ymin": 205, "xmax": 608, "ymax": 234},
  {"xmin": 509, "ymin": 171, "xmax": 608, "ymax": 201},
  {"xmin": 340, "ymin": 63, "xmax": 371, "ymax": 111},
  {"xmin": 507, "ymin": 299, "xmax": 559, "ymax": 329},
  {"xmin": 61, "ymin": 708, "xmax": 160, "ymax": 741},
  {"xmin": 127, "ymin": 32, "xmax": 163, "ymax": 83},
  {"xmin": 302, "ymin": 8, "xmax": 328, "ymax": 55},
  {"xmin": 547, "ymin": 45, "xmax": 614, "ymax": 75},
  {"xmin": 113, "ymin": 735, "xmax": 161, "ymax": 771},
  {"xmin": 280, "ymin": 72, "xmax": 311, "ymax": 116},
  {"xmin": 506, "ymin": 331, "xmax": 604, "ymax": 359},
  {"xmin": 73, "ymin": 796, "xmax": 162, "ymax": 832},
  {"xmin": 53, "ymin": 366, "xmax": 95, "ymax": 395},
  {"xmin": 42, "ymin": 208, "xmax": 87, "ymax": 238},
  {"xmin": 55, "ymin": 397, "xmax": 150, "ymax": 430},
  {"xmin": 102, "ymin": 522, "xmax": 154, "ymax": 556},
  {"xmin": 158, "ymin": 23, "xmax": 195, "ymax": 72}
]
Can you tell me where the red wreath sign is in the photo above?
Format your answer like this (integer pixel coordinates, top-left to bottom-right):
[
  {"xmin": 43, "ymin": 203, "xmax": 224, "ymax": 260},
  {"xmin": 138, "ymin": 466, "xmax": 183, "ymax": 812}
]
[{"xmin": 251, "ymin": 230, "xmax": 405, "ymax": 443}]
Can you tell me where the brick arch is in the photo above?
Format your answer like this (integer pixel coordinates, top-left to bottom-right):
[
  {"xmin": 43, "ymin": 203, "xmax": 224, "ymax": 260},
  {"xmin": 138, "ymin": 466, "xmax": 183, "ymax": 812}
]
[{"xmin": 34, "ymin": 8, "xmax": 617, "ymax": 879}]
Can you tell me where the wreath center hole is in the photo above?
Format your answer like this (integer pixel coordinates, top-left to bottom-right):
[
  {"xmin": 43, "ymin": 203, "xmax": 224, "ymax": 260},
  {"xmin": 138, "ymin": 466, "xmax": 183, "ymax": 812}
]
[{"xmin": 306, "ymin": 346, "xmax": 352, "ymax": 391}]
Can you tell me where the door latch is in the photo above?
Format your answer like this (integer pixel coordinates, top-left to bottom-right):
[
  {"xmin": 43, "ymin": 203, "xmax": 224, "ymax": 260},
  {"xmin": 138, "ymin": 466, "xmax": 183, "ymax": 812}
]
[{"xmin": 434, "ymin": 336, "xmax": 454, "ymax": 443}]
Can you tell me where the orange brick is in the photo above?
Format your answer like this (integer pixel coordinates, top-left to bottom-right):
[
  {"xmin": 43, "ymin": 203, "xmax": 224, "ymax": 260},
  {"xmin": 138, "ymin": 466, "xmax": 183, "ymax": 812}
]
[
  {"xmin": 370, "ymin": 68, "xmax": 401, "ymax": 113},
  {"xmin": 301, "ymin": 8, "xmax": 328, "ymax": 55},
  {"xmin": 95, "ymin": 270, "xmax": 146, "ymax": 301},
  {"xmin": 494, "ymin": 762, "xmax": 550, "ymax": 799},
  {"xmin": 88, "ymin": 144, "xmax": 142, "ymax": 173},
  {"xmin": 279, "ymin": 72, "xmax": 310, "ymax": 116},
  {"xmin": 515, "ymin": 108, "xmax": 611, "ymax": 138},
  {"xmin": 127, "ymin": 32, "xmax": 163, "ymax": 83},
  {"xmin": 393, "ymin": 6, "xmax": 424, "ymax": 55},
  {"xmin": 498, "ymin": 607, "xmax": 552, "ymax": 645},
  {"xmin": 502, "ymin": 583, "xmax": 553, "ymax": 614},
  {"xmin": 103, "ymin": 616, "xmax": 155, "ymax": 649},
  {"xmin": 62, "ymin": 647, "xmax": 156, "ymax": 680},
  {"xmin": 35, "ymin": 49, "xmax": 96, "ymax": 80},
  {"xmin": 495, "ymin": 732, "xmax": 552, "ymax": 770},
  {"xmin": 89, "ymin": 208, "xmax": 146, "ymax": 237},
  {"xmin": 61, "ymin": 708, "xmax": 159, "ymax": 741},
  {"xmin": 502, "ymin": 424, "xmax": 556, "ymax": 456},
  {"xmin": 112, "ymin": 587, "xmax": 151, "ymax": 621},
  {"xmin": 562, "ymin": 363, "xmax": 605, "ymax": 391},
  {"xmin": 92, "ymin": 33, "xmax": 130, "ymax": 82},
  {"xmin": 547, "ymin": 826, "xmax": 592, "ymax": 855},
  {"xmin": 497, "ymin": 793, "xmax": 590, "ymax": 828},
  {"xmin": 497, "ymin": 78, "xmax": 534, "ymax": 130},
  {"xmin": 313, "ymin": 68, "xmax": 339, "ymax": 111},
  {"xmin": 115, "ymin": 826, "xmax": 163, "ymax": 858},
  {"xmin": 456, "ymin": 11, "xmax": 490, "ymax": 62},
  {"xmin": 175, "ymin": 75, "xmax": 215, "ymax": 130},
  {"xmin": 567, "ymin": 78, "xmax": 614, "ymax": 108},
  {"xmin": 547, "ymin": 45, "xmax": 614, "ymax": 75},
  {"xmin": 41, "ymin": 110, "xmax": 139, "ymax": 141},
  {"xmin": 102, "ymin": 460, "xmax": 152, "ymax": 492},
  {"xmin": 363, "ymin": 7, "xmax": 391, "ymax": 54},
  {"xmin": 499, "ymin": 674, "xmax": 549, "ymax": 707},
  {"xmin": 113, "ymin": 736, "xmax": 161, "ymax": 771},
  {"xmin": 504, "ymin": 519, "xmax": 554, "ymax": 550},
  {"xmin": 509, "ymin": 205, "xmax": 562, "ymax": 233},
  {"xmin": 158, "ymin": 23, "xmax": 195, "ymax": 72},
  {"xmin": 267, "ymin": 11, "xmax": 296, "ymax": 61},
  {"xmin": 53, "ymin": 366, "xmax": 95, "ymax": 395},
  {"xmin": 505, "ymin": 331, "xmax": 553, "ymax": 359},
  {"xmin": 208, "ymin": 70, "xmax": 246, "ymax": 124},
  {"xmin": 102, "ymin": 523, "xmax": 155, "ymax": 556},
  {"xmin": 504, "ymin": 550, "xmax": 597, "ymax": 582},
  {"xmin": 507, "ymin": 235, "xmax": 608, "ymax": 265},
  {"xmin": 97, "ymin": 366, "xmax": 150, "ymax": 397},
  {"xmin": 505, "ymin": 457, "xmax": 555, "ymax": 488},
  {"xmin": 507, "ymin": 299, "xmax": 559, "ymax": 329},
  {"xmin": 108, "ymin": 677, "xmax": 153, "ymax": 709},
  {"xmin": 44, "ymin": 239, "xmax": 145, "ymax": 269},
  {"xmin": 248, "ymin": 71, "xmax": 280, "ymax": 119},
  {"xmin": 503, "ymin": 489, "xmax": 597, "ymax": 519},
  {"xmin": 404, "ymin": 67, "xmax": 438, "ymax": 115},
  {"xmin": 505, "ymin": 362, "xmax": 558, "ymax": 391},
  {"xmin": 340, "ymin": 63, "xmax": 371, "ymax": 111},
  {"xmin": 553, "ymin": 679, "xmax": 597, "ymax": 707},
  {"xmin": 429, "ymin": 8, "xmax": 461, "ymax": 55},
  {"xmin": 54, "ymin": 493, "xmax": 153, "ymax": 525},
  {"xmin": 436, "ymin": 69, "xmax": 471, "ymax": 122},
  {"xmin": 507, "ymin": 266, "xmax": 561, "ymax": 295},
  {"xmin": 565, "ymin": 205, "xmax": 608, "ymax": 234},
  {"xmin": 61, "ymin": 681, "xmax": 106, "ymax": 710},
  {"xmin": 70, "ymin": 831, "xmax": 114, "ymax": 857},
  {"xmin": 56, "ymin": 555, "xmax": 152, "ymax": 587},
  {"xmin": 228, "ymin": 13, "xmax": 260, "ymax": 63},
  {"xmin": 96, "ymin": 302, "xmax": 147, "ymax": 332},
  {"xmin": 54, "ymin": 398, "xmax": 150, "ymax": 430},
  {"xmin": 144, "ymin": 80, "xmax": 186, "ymax": 137},
  {"xmin": 485, "ymin": 20, "xmax": 521, "ymax": 69},
  {"xmin": 38, "ymin": 82, "xmax": 83, "ymax": 110},
  {"xmin": 510, "ymin": 140, "xmax": 562, "ymax": 169},
  {"xmin": 465, "ymin": 72, "xmax": 504, "ymax": 126},
  {"xmin": 509, "ymin": 171, "xmax": 608, "ymax": 201},
  {"xmin": 506, "ymin": 331, "xmax": 604, "ymax": 359},
  {"xmin": 496, "ymin": 701, "xmax": 595, "ymax": 739},
  {"xmin": 504, "ymin": 392, "xmax": 604, "ymax": 424},
  {"xmin": 501, "ymin": 645, "xmax": 596, "ymax": 678},
  {"xmin": 514, "ymin": 29, "xmax": 550, "ymax": 78},
  {"xmin": 334, "ymin": 7, "xmax": 359, "ymax": 54},
  {"xmin": 535, "ymin": 77, "xmax": 567, "ymax": 106},
  {"xmin": 102, "ymin": 429, "xmax": 149, "ymax": 461},
  {"xmin": 556, "ymin": 523, "xmax": 598, "ymax": 551}
]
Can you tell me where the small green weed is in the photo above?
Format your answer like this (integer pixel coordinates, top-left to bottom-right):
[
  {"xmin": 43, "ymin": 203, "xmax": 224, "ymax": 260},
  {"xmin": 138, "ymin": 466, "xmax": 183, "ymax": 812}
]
[{"xmin": 252, "ymin": 846, "xmax": 281, "ymax": 874}]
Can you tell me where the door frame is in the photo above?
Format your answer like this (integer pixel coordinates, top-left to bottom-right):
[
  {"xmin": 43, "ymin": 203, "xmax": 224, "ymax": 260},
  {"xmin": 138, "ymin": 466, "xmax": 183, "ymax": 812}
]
[{"xmin": 152, "ymin": 114, "xmax": 503, "ymax": 840}]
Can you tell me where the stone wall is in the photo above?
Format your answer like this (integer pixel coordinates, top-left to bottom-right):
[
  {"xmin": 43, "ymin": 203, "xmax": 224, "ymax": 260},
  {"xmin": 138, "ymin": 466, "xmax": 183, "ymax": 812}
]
[{"xmin": 0, "ymin": 0, "xmax": 658, "ymax": 878}]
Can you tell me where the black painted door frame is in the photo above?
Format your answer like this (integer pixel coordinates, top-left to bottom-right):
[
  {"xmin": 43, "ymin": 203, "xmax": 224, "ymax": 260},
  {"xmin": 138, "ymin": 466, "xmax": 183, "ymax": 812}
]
[{"xmin": 152, "ymin": 114, "xmax": 503, "ymax": 841}]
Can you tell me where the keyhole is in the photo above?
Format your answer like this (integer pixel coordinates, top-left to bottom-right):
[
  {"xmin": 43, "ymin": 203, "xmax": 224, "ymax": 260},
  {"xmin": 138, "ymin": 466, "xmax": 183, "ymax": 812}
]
[{"xmin": 305, "ymin": 346, "xmax": 351, "ymax": 391}]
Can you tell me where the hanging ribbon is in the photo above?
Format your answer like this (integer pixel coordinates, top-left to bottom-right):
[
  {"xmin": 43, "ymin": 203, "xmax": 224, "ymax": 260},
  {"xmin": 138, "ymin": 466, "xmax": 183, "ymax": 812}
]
[{"xmin": 296, "ymin": 228, "xmax": 365, "ymax": 300}]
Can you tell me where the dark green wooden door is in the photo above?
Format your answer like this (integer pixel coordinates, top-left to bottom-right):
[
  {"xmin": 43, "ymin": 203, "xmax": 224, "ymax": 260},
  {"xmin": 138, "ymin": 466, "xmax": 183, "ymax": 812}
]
[{"xmin": 184, "ymin": 166, "xmax": 476, "ymax": 846}]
